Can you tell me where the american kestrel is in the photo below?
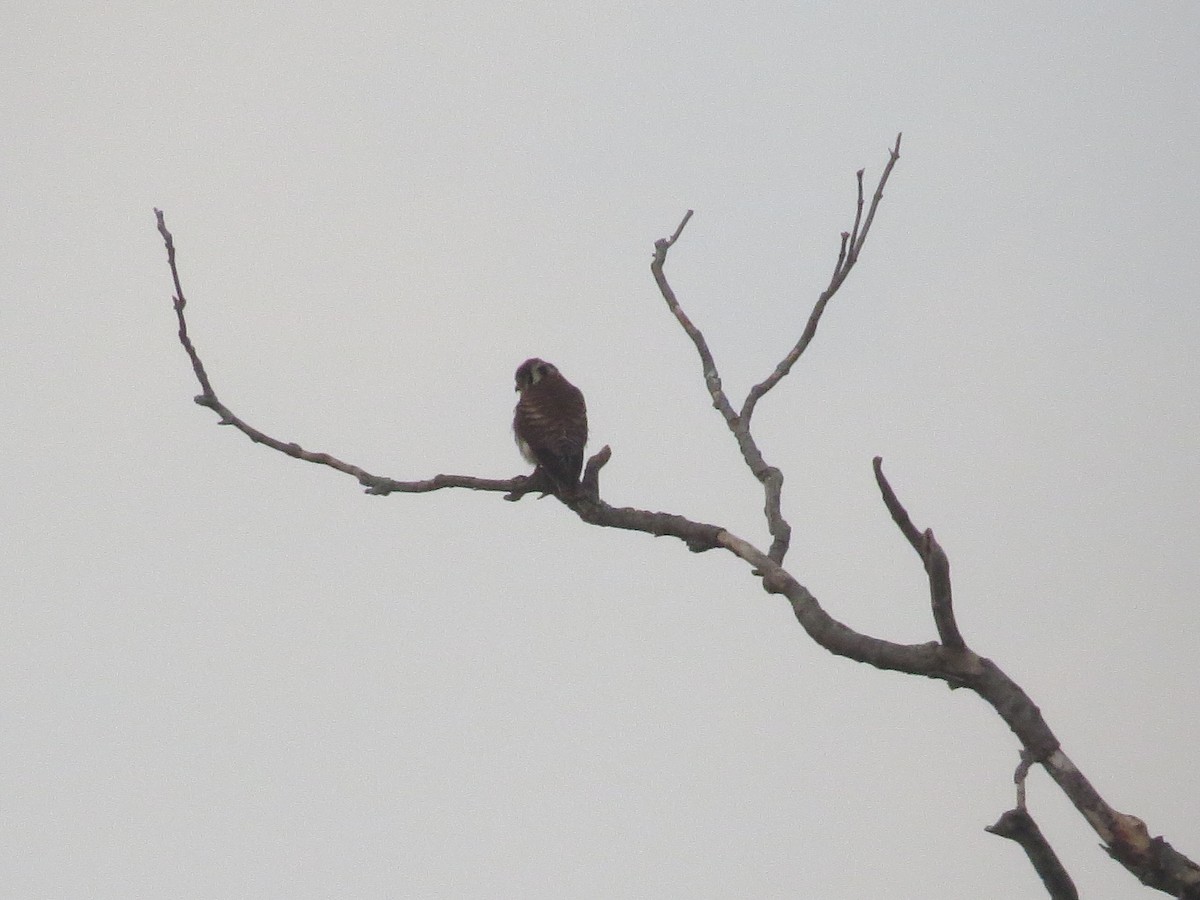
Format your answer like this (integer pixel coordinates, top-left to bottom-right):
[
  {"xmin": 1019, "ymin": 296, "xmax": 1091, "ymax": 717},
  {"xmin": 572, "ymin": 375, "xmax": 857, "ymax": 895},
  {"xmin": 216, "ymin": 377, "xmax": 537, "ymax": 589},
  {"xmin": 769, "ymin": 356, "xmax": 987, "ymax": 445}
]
[{"xmin": 513, "ymin": 358, "xmax": 588, "ymax": 497}]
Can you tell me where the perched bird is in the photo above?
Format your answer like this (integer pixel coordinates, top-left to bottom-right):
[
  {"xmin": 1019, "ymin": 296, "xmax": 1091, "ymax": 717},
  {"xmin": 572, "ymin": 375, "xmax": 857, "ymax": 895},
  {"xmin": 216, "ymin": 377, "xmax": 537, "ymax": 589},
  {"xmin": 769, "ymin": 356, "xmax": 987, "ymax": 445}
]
[{"xmin": 513, "ymin": 358, "xmax": 588, "ymax": 497}]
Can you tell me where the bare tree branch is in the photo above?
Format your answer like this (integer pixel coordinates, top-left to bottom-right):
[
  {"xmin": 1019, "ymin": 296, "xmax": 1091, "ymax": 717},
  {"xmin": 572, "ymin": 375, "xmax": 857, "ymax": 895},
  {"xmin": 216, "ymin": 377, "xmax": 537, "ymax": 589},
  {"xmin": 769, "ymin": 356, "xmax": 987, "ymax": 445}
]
[
  {"xmin": 155, "ymin": 209, "xmax": 523, "ymax": 497},
  {"xmin": 719, "ymin": 525, "xmax": 1200, "ymax": 896},
  {"xmin": 983, "ymin": 752, "xmax": 1079, "ymax": 899},
  {"xmin": 871, "ymin": 451, "xmax": 923, "ymax": 547},
  {"xmin": 988, "ymin": 808, "xmax": 1079, "ymax": 900},
  {"xmin": 650, "ymin": 135, "xmax": 904, "ymax": 568},
  {"xmin": 865, "ymin": 453, "xmax": 1200, "ymax": 893},
  {"xmin": 651, "ymin": 214, "xmax": 791, "ymax": 563},
  {"xmin": 155, "ymin": 209, "xmax": 725, "ymax": 554},
  {"xmin": 872, "ymin": 456, "xmax": 964, "ymax": 651},
  {"xmin": 847, "ymin": 168, "xmax": 866, "ymax": 256},
  {"xmin": 156, "ymin": 130, "xmax": 1200, "ymax": 895},
  {"xmin": 741, "ymin": 133, "xmax": 902, "ymax": 428},
  {"xmin": 649, "ymin": 209, "xmax": 739, "ymax": 431},
  {"xmin": 852, "ymin": 136, "xmax": 903, "ymax": 259}
]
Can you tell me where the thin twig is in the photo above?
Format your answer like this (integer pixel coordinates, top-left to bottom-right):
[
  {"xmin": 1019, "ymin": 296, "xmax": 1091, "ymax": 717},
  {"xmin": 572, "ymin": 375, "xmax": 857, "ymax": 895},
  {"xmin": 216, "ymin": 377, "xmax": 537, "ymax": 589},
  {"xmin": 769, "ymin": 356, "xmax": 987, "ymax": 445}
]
[
  {"xmin": 156, "ymin": 209, "xmax": 217, "ymax": 400},
  {"xmin": 831, "ymin": 231, "xmax": 850, "ymax": 283},
  {"xmin": 155, "ymin": 209, "xmax": 492, "ymax": 494},
  {"xmin": 847, "ymin": 169, "xmax": 865, "ymax": 255},
  {"xmin": 663, "ymin": 208, "xmax": 693, "ymax": 247},
  {"xmin": 1015, "ymin": 749, "xmax": 1036, "ymax": 811},
  {"xmin": 741, "ymin": 133, "xmax": 903, "ymax": 428},
  {"xmin": 852, "ymin": 134, "xmax": 903, "ymax": 259},
  {"xmin": 651, "ymin": 211, "xmax": 791, "ymax": 562},
  {"xmin": 650, "ymin": 210, "xmax": 739, "ymax": 430}
]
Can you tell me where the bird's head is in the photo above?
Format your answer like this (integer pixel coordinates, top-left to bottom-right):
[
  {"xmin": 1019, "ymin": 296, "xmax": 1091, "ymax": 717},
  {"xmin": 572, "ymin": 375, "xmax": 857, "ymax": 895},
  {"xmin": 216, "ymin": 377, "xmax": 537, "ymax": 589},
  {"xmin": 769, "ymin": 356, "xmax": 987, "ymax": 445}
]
[{"xmin": 514, "ymin": 358, "xmax": 558, "ymax": 392}]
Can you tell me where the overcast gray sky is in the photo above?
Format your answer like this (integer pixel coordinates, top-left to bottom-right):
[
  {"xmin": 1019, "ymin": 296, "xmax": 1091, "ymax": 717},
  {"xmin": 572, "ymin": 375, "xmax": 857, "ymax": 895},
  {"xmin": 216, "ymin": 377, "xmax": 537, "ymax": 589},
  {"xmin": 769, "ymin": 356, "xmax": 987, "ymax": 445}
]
[{"xmin": 4, "ymin": 2, "xmax": 1199, "ymax": 898}]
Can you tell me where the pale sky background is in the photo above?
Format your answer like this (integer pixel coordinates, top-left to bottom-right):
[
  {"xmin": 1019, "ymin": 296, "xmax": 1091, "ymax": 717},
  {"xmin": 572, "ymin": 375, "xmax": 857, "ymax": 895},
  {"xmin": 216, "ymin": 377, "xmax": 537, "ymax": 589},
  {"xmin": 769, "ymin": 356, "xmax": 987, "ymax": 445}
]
[{"xmin": 4, "ymin": 3, "xmax": 1199, "ymax": 898}]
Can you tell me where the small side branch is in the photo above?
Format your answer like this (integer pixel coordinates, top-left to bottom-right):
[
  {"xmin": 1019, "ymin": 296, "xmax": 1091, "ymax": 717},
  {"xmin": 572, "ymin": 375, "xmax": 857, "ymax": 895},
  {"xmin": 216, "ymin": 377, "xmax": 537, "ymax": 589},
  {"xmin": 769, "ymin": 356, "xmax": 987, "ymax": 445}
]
[
  {"xmin": 155, "ymin": 209, "xmax": 519, "ymax": 497},
  {"xmin": 987, "ymin": 808, "xmax": 1078, "ymax": 900},
  {"xmin": 741, "ymin": 133, "xmax": 902, "ymax": 428},
  {"xmin": 157, "ymin": 209, "xmax": 218, "ymax": 403},
  {"xmin": 652, "ymin": 135, "xmax": 901, "ymax": 566},
  {"xmin": 650, "ymin": 210, "xmax": 739, "ymax": 430},
  {"xmin": 922, "ymin": 531, "xmax": 960, "ymax": 651},
  {"xmin": 873, "ymin": 456, "xmax": 965, "ymax": 651},
  {"xmin": 651, "ymin": 211, "xmax": 792, "ymax": 563}
]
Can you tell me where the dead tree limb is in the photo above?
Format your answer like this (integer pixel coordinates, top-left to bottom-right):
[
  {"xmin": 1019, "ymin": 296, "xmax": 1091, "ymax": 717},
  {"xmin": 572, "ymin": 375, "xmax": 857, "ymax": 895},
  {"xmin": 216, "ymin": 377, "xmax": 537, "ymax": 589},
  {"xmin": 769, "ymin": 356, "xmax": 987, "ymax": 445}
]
[
  {"xmin": 872, "ymin": 457, "xmax": 964, "ymax": 650},
  {"xmin": 155, "ymin": 133, "xmax": 1199, "ymax": 897},
  {"xmin": 741, "ymin": 135, "xmax": 902, "ymax": 428},
  {"xmin": 155, "ymin": 209, "xmax": 724, "ymax": 554},
  {"xmin": 651, "ymin": 134, "xmax": 903, "ymax": 567},
  {"xmin": 643, "ymin": 133, "xmax": 1197, "ymax": 897},
  {"xmin": 988, "ymin": 807, "xmax": 1079, "ymax": 900}
]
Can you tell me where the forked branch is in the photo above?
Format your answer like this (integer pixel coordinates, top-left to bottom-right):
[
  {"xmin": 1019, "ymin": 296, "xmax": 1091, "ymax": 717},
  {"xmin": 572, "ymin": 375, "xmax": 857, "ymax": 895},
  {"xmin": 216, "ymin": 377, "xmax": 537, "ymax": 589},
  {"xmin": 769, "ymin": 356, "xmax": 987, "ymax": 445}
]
[
  {"xmin": 742, "ymin": 133, "xmax": 902, "ymax": 427},
  {"xmin": 650, "ymin": 135, "xmax": 902, "ymax": 567}
]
